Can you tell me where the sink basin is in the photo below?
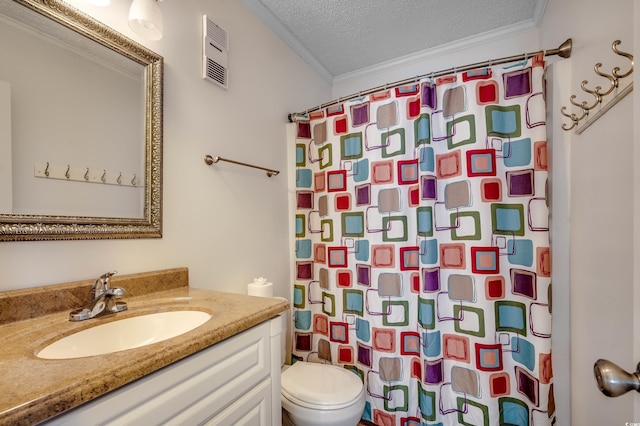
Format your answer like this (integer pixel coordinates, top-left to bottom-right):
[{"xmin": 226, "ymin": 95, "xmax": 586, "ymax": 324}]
[{"xmin": 37, "ymin": 310, "xmax": 211, "ymax": 359}]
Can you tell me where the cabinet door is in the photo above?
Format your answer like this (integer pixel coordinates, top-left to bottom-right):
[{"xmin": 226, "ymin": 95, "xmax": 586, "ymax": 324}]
[
  {"xmin": 40, "ymin": 321, "xmax": 272, "ymax": 425},
  {"xmin": 203, "ymin": 378, "xmax": 272, "ymax": 426}
]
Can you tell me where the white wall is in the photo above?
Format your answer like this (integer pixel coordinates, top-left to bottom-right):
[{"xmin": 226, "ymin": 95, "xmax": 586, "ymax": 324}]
[
  {"xmin": 545, "ymin": 58, "xmax": 573, "ymax": 425},
  {"xmin": 540, "ymin": 0, "xmax": 635, "ymax": 424},
  {"xmin": 0, "ymin": 80, "xmax": 11, "ymax": 213},
  {"xmin": 0, "ymin": 0, "xmax": 330, "ymax": 298}
]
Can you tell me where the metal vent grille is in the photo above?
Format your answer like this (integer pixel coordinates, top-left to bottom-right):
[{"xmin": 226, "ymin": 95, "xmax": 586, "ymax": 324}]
[
  {"xmin": 202, "ymin": 15, "xmax": 229, "ymax": 89},
  {"xmin": 206, "ymin": 57, "xmax": 227, "ymax": 87},
  {"xmin": 206, "ymin": 19, "xmax": 228, "ymax": 50}
]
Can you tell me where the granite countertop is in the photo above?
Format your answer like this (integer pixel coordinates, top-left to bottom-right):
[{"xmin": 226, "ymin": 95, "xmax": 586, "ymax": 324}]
[{"xmin": 0, "ymin": 268, "xmax": 289, "ymax": 426}]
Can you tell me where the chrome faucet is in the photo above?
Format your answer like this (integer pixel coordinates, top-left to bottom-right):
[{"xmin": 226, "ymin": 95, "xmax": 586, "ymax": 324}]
[{"xmin": 69, "ymin": 271, "xmax": 128, "ymax": 321}]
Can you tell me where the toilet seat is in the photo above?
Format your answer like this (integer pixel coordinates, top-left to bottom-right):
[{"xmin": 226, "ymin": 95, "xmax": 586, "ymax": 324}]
[{"xmin": 281, "ymin": 362, "xmax": 364, "ymax": 410}]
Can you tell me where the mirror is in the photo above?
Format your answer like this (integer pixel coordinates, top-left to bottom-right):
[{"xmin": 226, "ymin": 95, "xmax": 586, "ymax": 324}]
[{"xmin": 0, "ymin": 0, "xmax": 162, "ymax": 240}]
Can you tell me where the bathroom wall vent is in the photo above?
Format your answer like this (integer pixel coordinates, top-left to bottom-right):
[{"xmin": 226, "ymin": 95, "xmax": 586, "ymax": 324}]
[{"xmin": 202, "ymin": 15, "xmax": 228, "ymax": 89}]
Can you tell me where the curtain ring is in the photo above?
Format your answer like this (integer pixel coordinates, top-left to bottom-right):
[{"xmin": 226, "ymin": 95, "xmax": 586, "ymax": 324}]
[
  {"xmin": 65, "ymin": 165, "xmax": 70, "ymax": 179},
  {"xmin": 117, "ymin": 172, "xmax": 122, "ymax": 185},
  {"xmin": 44, "ymin": 162, "xmax": 50, "ymax": 177},
  {"xmin": 84, "ymin": 167, "xmax": 90, "ymax": 181}
]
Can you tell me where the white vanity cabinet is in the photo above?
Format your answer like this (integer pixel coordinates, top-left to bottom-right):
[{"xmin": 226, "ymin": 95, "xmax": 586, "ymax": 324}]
[{"xmin": 40, "ymin": 317, "xmax": 282, "ymax": 426}]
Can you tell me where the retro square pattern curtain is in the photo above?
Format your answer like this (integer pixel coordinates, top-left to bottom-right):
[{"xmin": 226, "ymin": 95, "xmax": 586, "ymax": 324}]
[{"xmin": 292, "ymin": 55, "xmax": 553, "ymax": 426}]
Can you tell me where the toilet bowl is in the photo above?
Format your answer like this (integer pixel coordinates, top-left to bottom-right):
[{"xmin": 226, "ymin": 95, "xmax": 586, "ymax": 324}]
[
  {"xmin": 278, "ymin": 309, "xmax": 365, "ymax": 426},
  {"xmin": 281, "ymin": 361, "xmax": 365, "ymax": 426}
]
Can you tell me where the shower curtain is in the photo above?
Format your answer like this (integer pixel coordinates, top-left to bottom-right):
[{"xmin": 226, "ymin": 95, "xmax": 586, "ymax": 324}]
[{"xmin": 292, "ymin": 55, "xmax": 553, "ymax": 425}]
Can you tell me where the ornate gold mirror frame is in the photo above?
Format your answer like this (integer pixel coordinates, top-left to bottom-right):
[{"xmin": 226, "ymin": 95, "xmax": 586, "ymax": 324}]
[{"xmin": 0, "ymin": 0, "xmax": 163, "ymax": 241}]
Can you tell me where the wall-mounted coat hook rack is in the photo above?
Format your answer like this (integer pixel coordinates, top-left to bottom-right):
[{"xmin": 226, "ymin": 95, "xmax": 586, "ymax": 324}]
[
  {"xmin": 204, "ymin": 155, "xmax": 280, "ymax": 177},
  {"xmin": 34, "ymin": 162, "xmax": 140, "ymax": 187},
  {"xmin": 561, "ymin": 39, "xmax": 634, "ymax": 133}
]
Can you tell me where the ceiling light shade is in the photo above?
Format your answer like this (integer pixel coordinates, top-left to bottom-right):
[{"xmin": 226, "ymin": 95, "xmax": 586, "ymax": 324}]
[
  {"xmin": 128, "ymin": 0, "xmax": 163, "ymax": 41},
  {"xmin": 84, "ymin": 0, "xmax": 111, "ymax": 5}
]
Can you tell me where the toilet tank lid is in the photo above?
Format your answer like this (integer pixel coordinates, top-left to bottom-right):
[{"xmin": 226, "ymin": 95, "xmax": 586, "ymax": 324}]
[{"xmin": 281, "ymin": 362, "xmax": 363, "ymax": 406}]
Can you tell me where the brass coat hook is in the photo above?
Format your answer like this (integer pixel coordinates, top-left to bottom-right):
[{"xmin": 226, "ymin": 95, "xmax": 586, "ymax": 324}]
[
  {"xmin": 568, "ymin": 94, "xmax": 590, "ymax": 118},
  {"xmin": 612, "ymin": 40, "xmax": 633, "ymax": 79},
  {"xmin": 593, "ymin": 62, "xmax": 617, "ymax": 97},
  {"xmin": 579, "ymin": 81, "xmax": 603, "ymax": 110},
  {"xmin": 560, "ymin": 106, "xmax": 579, "ymax": 131}
]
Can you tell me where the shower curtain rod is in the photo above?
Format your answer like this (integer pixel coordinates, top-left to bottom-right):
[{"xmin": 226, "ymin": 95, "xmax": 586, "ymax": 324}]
[{"xmin": 288, "ymin": 38, "xmax": 573, "ymax": 121}]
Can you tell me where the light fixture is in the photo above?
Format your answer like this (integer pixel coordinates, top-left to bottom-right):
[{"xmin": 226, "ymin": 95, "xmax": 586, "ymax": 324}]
[
  {"xmin": 84, "ymin": 0, "xmax": 111, "ymax": 5},
  {"xmin": 128, "ymin": 0, "xmax": 163, "ymax": 41}
]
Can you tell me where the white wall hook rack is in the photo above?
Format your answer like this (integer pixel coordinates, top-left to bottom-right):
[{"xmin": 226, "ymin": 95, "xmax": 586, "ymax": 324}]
[{"xmin": 34, "ymin": 162, "xmax": 140, "ymax": 187}]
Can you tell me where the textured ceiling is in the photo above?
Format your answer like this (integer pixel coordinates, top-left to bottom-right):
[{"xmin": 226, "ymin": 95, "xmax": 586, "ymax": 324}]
[{"xmin": 242, "ymin": 0, "xmax": 547, "ymax": 81}]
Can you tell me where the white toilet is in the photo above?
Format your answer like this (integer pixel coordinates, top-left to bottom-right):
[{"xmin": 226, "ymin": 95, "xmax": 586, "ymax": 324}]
[{"xmin": 279, "ymin": 311, "xmax": 365, "ymax": 426}]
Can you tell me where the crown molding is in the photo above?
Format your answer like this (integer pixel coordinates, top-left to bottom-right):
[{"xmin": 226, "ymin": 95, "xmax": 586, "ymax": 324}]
[
  {"xmin": 533, "ymin": 0, "xmax": 548, "ymax": 26},
  {"xmin": 240, "ymin": 0, "xmax": 334, "ymax": 83},
  {"xmin": 333, "ymin": 19, "xmax": 540, "ymax": 84}
]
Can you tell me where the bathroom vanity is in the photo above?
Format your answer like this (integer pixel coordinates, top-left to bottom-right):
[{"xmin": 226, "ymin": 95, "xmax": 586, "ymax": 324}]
[{"xmin": 0, "ymin": 268, "xmax": 288, "ymax": 425}]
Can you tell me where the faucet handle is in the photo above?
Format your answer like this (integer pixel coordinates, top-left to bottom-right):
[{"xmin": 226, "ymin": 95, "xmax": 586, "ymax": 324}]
[
  {"xmin": 92, "ymin": 270, "xmax": 118, "ymax": 299},
  {"xmin": 99, "ymin": 271, "xmax": 118, "ymax": 289}
]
